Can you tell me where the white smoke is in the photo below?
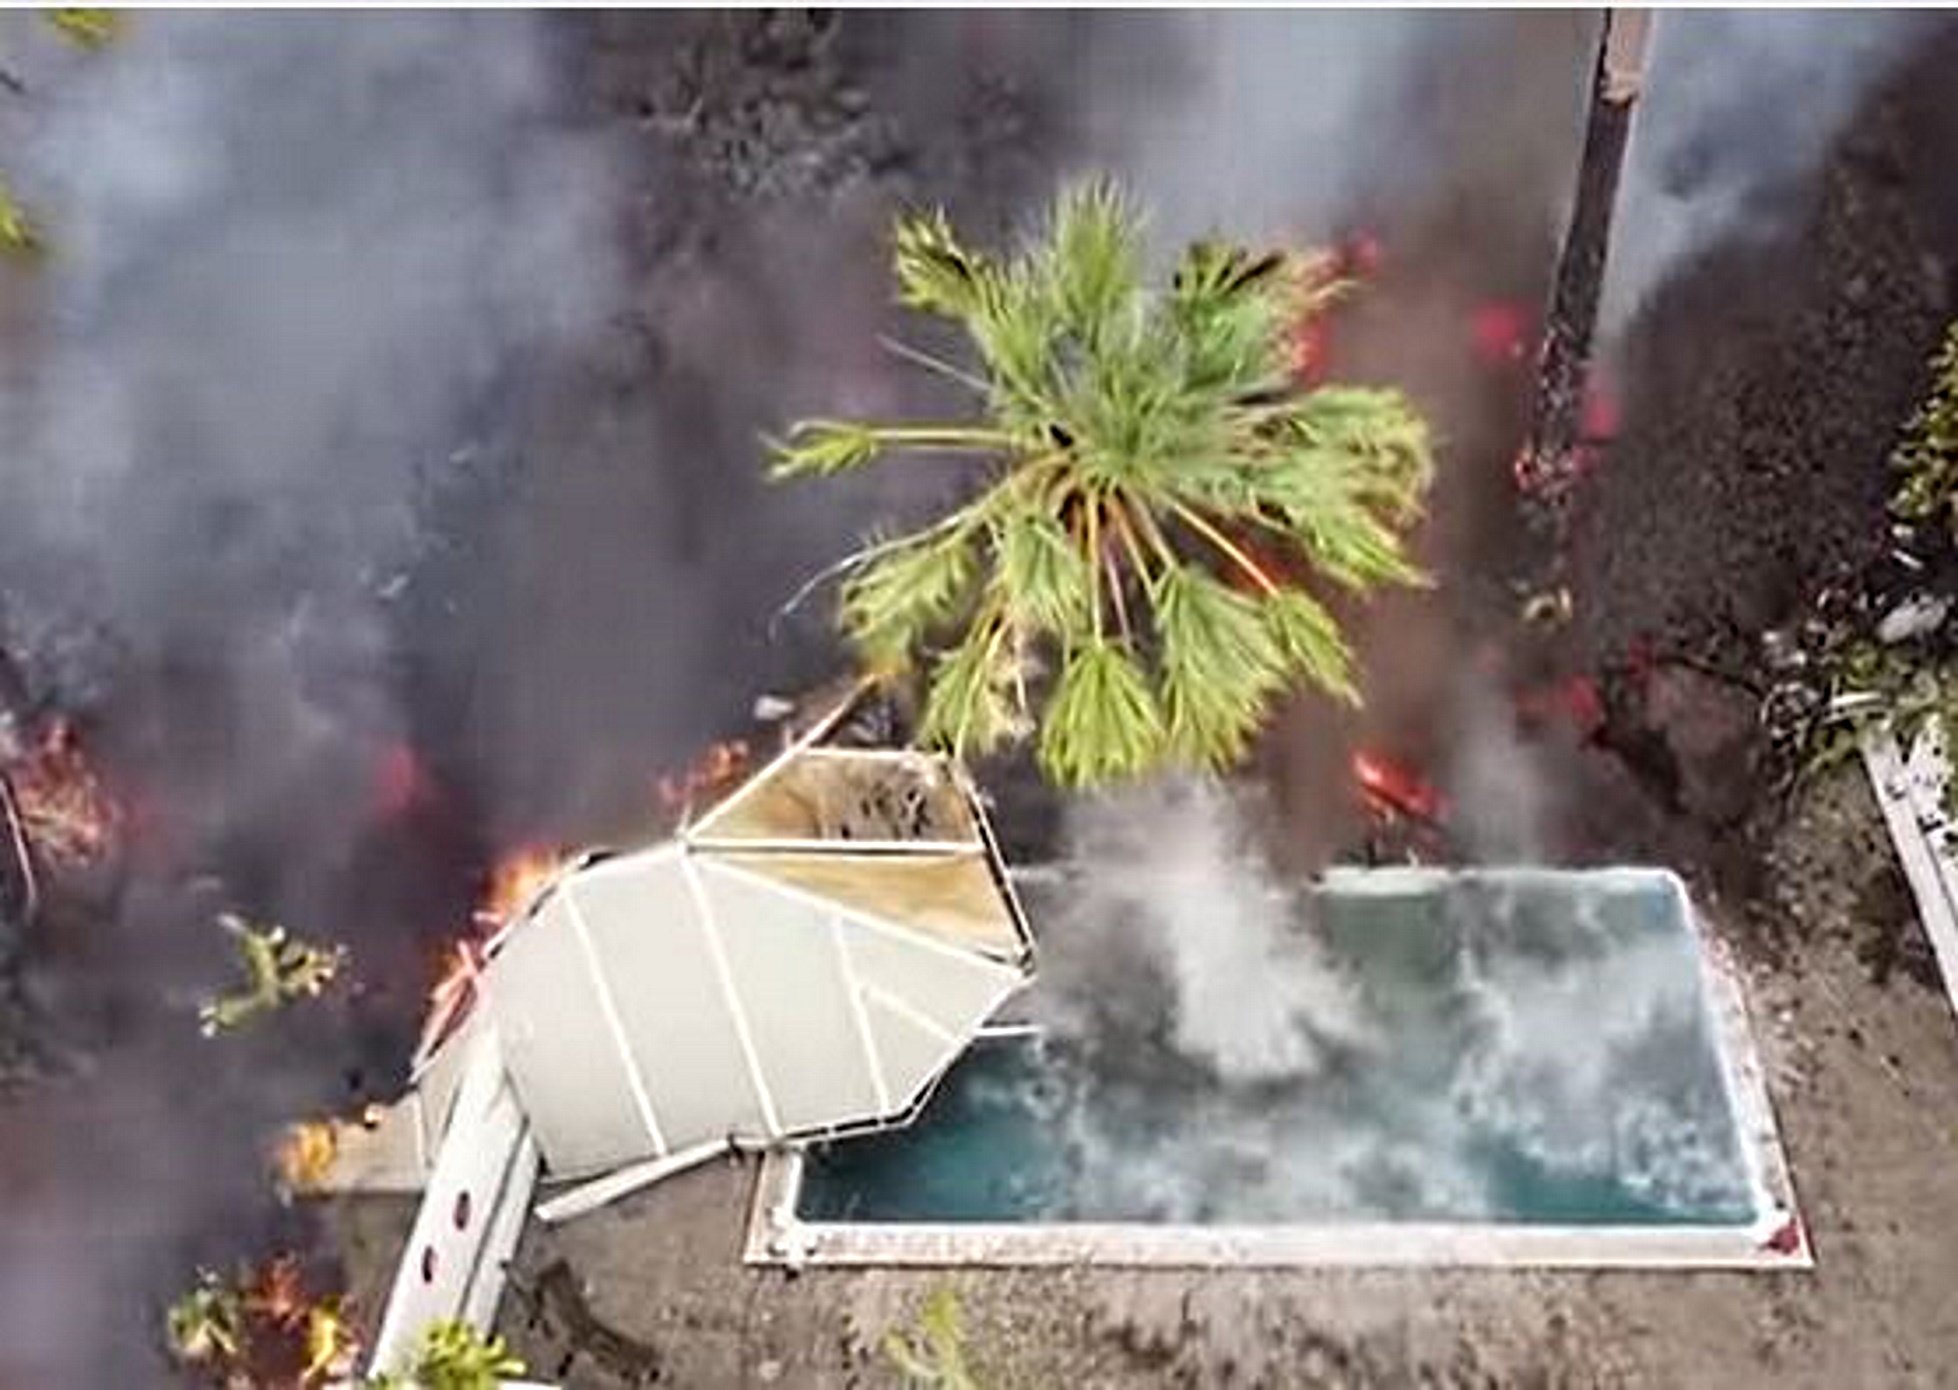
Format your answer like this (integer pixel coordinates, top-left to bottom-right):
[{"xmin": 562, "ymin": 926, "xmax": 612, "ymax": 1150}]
[
  {"xmin": 0, "ymin": 13, "xmax": 617, "ymax": 857},
  {"xmin": 1036, "ymin": 778, "xmax": 1376, "ymax": 1084},
  {"xmin": 1446, "ymin": 674, "xmax": 1554, "ymax": 864},
  {"xmin": 1074, "ymin": 11, "xmax": 1445, "ymax": 252},
  {"xmin": 1600, "ymin": 10, "xmax": 1931, "ymax": 340},
  {"xmin": 1012, "ymin": 796, "xmax": 1755, "ymax": 1224}
]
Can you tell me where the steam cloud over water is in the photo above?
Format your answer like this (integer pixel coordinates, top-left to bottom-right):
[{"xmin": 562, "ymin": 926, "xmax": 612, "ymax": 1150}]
[{"xmin": 1014, "ymin": 784, "xmax": 1753, "ymax": 1224}]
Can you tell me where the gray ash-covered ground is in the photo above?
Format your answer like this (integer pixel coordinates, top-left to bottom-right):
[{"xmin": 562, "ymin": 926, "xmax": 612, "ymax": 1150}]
[{"xmin": 1563, "ymin": 22, "xmax": 1958, "ymax": 978}]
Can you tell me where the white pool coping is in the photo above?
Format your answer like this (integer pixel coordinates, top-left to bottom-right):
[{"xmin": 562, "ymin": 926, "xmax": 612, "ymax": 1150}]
[{"xmin": 744, "ymin": 872, "xmax": 1810, "ymax": 1270}]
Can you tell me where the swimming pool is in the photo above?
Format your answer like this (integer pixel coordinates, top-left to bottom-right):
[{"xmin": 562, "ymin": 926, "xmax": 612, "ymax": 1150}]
[{"xmin": 747, "ymin": 868, "xmax": 1806, "ymax": 1267}]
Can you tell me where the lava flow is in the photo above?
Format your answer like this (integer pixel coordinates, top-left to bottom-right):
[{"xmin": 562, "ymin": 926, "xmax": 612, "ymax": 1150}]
[
  {"xmin": 1352, "ymin": 748, "xmax": 1448, "ymax": 825},
  {"xmin": 4, "ymin": 717, "xmax": 119, "ymax": 866},
  {"xmin": 1471, "ymin": 299, "xmax": 1535, "ymax": 367}
]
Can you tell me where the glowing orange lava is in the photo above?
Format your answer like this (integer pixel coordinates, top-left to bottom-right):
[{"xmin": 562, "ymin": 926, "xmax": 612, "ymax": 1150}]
[
  {"xmin": 1352, "ymin": 748, "xmax": 1447, "ymax": 825},
  {"xmin": 7, "ymin": 718, "xmax": 118, "ymax": 865}
]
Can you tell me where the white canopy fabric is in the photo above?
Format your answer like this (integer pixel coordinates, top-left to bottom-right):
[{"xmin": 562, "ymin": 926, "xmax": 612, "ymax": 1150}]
[{"xmin": 481, "ymin": 743, "xmax": 1035, "ymax": 1179}]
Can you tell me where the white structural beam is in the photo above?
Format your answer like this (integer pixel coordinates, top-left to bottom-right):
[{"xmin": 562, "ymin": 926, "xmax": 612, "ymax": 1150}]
[
  {"xmin": 367, "ymin": 1025, "xmax": 543, "ymax": 1381},
  {"xmin": 533, "ymin": 1137, "xmax": 731, "ymax": 1225},
  {"xmin": 1861, "ymin": 722, "xmax": 1958, "ymax": 1022}
]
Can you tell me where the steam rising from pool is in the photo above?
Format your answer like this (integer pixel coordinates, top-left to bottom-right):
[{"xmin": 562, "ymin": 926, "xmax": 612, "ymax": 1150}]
[{"xmin": 803, "ymin": 784, "xmax": 1757, "ymax": 1227}]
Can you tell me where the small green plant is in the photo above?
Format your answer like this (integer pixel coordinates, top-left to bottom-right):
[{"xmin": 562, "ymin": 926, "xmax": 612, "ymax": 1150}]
[
  {"xmin": 0, "ymin": 178, "xmax": 41, "ymax": 259},
  {"xmin": 369, "ymin": 1319, "xmax": 527, "ymax": 1390},
  {"xmin": 46, "ymin": 8, "xmax": 122, "ymax": 49},
  {"xmin": 1893, "ymin": 320, "xmax": 1958, "ymax": 538},
  {"xmin": 199, "ymin": 912, "xmax": 346, "ymax": 1036},
  {"xmin": 882, "ymin": 1286, "xmax": 981, "ymax": 1390},
  {"xmin": 771, "ymin": 178, "xmax": 1432, "ymax": 788},
  {"xmin": 1794, "ymin": 318, "xmax": 1958, "ymax": 811},
  {"xmin": 164, "ymin": 1269, "xmax": 245, "ymax": 1369}
]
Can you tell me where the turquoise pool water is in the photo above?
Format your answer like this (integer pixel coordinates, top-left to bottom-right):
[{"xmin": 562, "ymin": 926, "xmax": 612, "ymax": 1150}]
[{"xmin": 798, "ymin": 869, "xmax": 1761, "ymax": 1227}]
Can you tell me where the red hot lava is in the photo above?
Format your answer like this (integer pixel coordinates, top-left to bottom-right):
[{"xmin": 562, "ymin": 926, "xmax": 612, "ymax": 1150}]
[
  {"xmin": 1514, "ymin": 673, "xmax": 1606, "ymax": 741},
  {"xmin": 5, "ymin": 716, "xmax": 119, "ymax": 865},
  {"xmin": 1470, "ymin": 300, "xmax": 1534, "ymax": 367},
  {"xmin": 1352, "ymin": 748, "xmax": 1448, "ymax": 825}
]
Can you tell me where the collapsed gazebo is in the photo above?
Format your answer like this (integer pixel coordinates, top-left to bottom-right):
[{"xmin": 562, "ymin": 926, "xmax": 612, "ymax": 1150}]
[{"xmin": 322, "ymin": 697, "xmax": 1035, "ymax": 1379}]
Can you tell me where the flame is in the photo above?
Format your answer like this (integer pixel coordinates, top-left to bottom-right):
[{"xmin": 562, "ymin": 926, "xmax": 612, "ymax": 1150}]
[
  {"xmin": 1352, "ymin": 749, "xmax": 1447, "ymax": 824},
  {"xmin": 7, "ymin": 718, "xmax": 118, "ymax": 865},
  {"xmin": 1293, "ymin": 313, "xmax": 1334, "ymax": 386},
  {"xmin": 419, "ymin": 843, "xmax": 571, "ymax": 1054},
  {"xmin": 274, "ymin": 1121, "xmax": 339, "ymax": 1195},
  {"xmin": 244, "ymin": 1254, "xmax": 310, "ymax": 1331},
  {"xmin": 1333, "ymin": 229, "xmax": 1384, "ymax": 280},
  {"xmin": 1580, "ymin": 380, "xmax": 1620, "ymax": 441},
  {"xmin": 475, "ymin": 844, "xmax": 566, "ymax": 930},
  {"xmin": 181, "ymin": 1255, "xmax": 362, "ymax": 1387},
  {"xmin": 301, "ymin": 1299, "xmax": 359, "ymax": 1383},
  {"xmin": 656, "ymin": 737, "xmax": 752, "ymax": 815}
]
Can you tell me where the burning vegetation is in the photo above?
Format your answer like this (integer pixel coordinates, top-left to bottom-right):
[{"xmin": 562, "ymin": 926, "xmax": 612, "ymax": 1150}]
[
  {"xmin": 165, "ymin": 1255, "xmax": 525, "ymax": 1389},
  {"xmin": 165, "ymin": 1256, "xmax": 358, "ymax": 1390},
  {"xmin": 2, "ymin": 716, "xmax": 119, "ymax": 870}
]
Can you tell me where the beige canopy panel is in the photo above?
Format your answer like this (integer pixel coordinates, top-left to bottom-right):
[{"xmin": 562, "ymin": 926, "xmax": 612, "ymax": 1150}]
[
  {"xmin": 480, "ymin": 741, "xmax": 1034, "ymax": 1180},
  {"xmin": 687, "ymin": 746, "xmax": 982, "ymax": 849}
]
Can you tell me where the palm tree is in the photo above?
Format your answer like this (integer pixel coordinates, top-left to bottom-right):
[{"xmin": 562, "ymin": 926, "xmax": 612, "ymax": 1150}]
[{"xmin": 771, "ymin": 179, "xmax": 1433, "ymax": 788}]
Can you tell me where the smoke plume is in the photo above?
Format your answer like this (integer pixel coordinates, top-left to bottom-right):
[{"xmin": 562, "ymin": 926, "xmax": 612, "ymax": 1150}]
[
  {"xmin": 1599, "ymin": 10, "xmax": 1932, "ymax": 341},
  {"xmin": 0, "ymin": 14, "xmax": 619, "ymax": 1383}
]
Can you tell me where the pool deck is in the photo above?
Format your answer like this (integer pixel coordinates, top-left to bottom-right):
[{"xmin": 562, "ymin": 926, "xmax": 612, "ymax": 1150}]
[{"xmin": 325, "ymin": 766, "xmax": 1958, "ymax": 1385}]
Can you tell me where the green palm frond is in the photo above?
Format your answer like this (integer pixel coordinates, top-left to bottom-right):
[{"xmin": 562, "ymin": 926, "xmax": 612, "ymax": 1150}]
[
  {"xmin": 1153, "ymin": 563, "xmax": 1286, "ymax": 764},
  {"xmin": 769, "ymin": 419, "xmax": 885, "ymax": 478},
  {"xmin": 198, "ymin": 913, "xmax": 346, "ymax": 1037},
  {"xmin": 839, "ymin": 524, "xmax": 981, "ymax": 671},
  {"xmin": 917, "ymin": 619, "xmax": 1024, "ymax": 759},
  {"xmin": 1039, "ymin": 638, "xmax": 1166, "ymax": 787},
  {"xmin": 894, "ymin": 206, "xmax": 990, "ymax": 320},
  {"xmin": 1264, "ymin": 588, "xmax": 1359, "ymax": 705},
  {"xmin": 1894, "ymin": 320, "xmax": 1958, "ymax": 536},
  {"xmin": 882, "ymin": 1286, "xmax": 982, "ymax": 1389},
  {"xmin": 994, "ymin": 505, "xmax": 1092, "ymax": 637},
  {"xmin": 0, "ymin": 178, "xmax": 42, "ymax": 259},
  {"xmin": 1044, "ymin": 177, "xmax": 1140, "ymax": 350},
  {"xmin": 769, "ymin": 177, "xmax": 1434, "ymax": 785}
]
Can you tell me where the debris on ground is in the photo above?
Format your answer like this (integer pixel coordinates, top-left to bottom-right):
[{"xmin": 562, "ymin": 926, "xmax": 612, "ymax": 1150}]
[{"xmin": 199, "ymin": 913, "xmax": 346, "ymax": 1037}]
